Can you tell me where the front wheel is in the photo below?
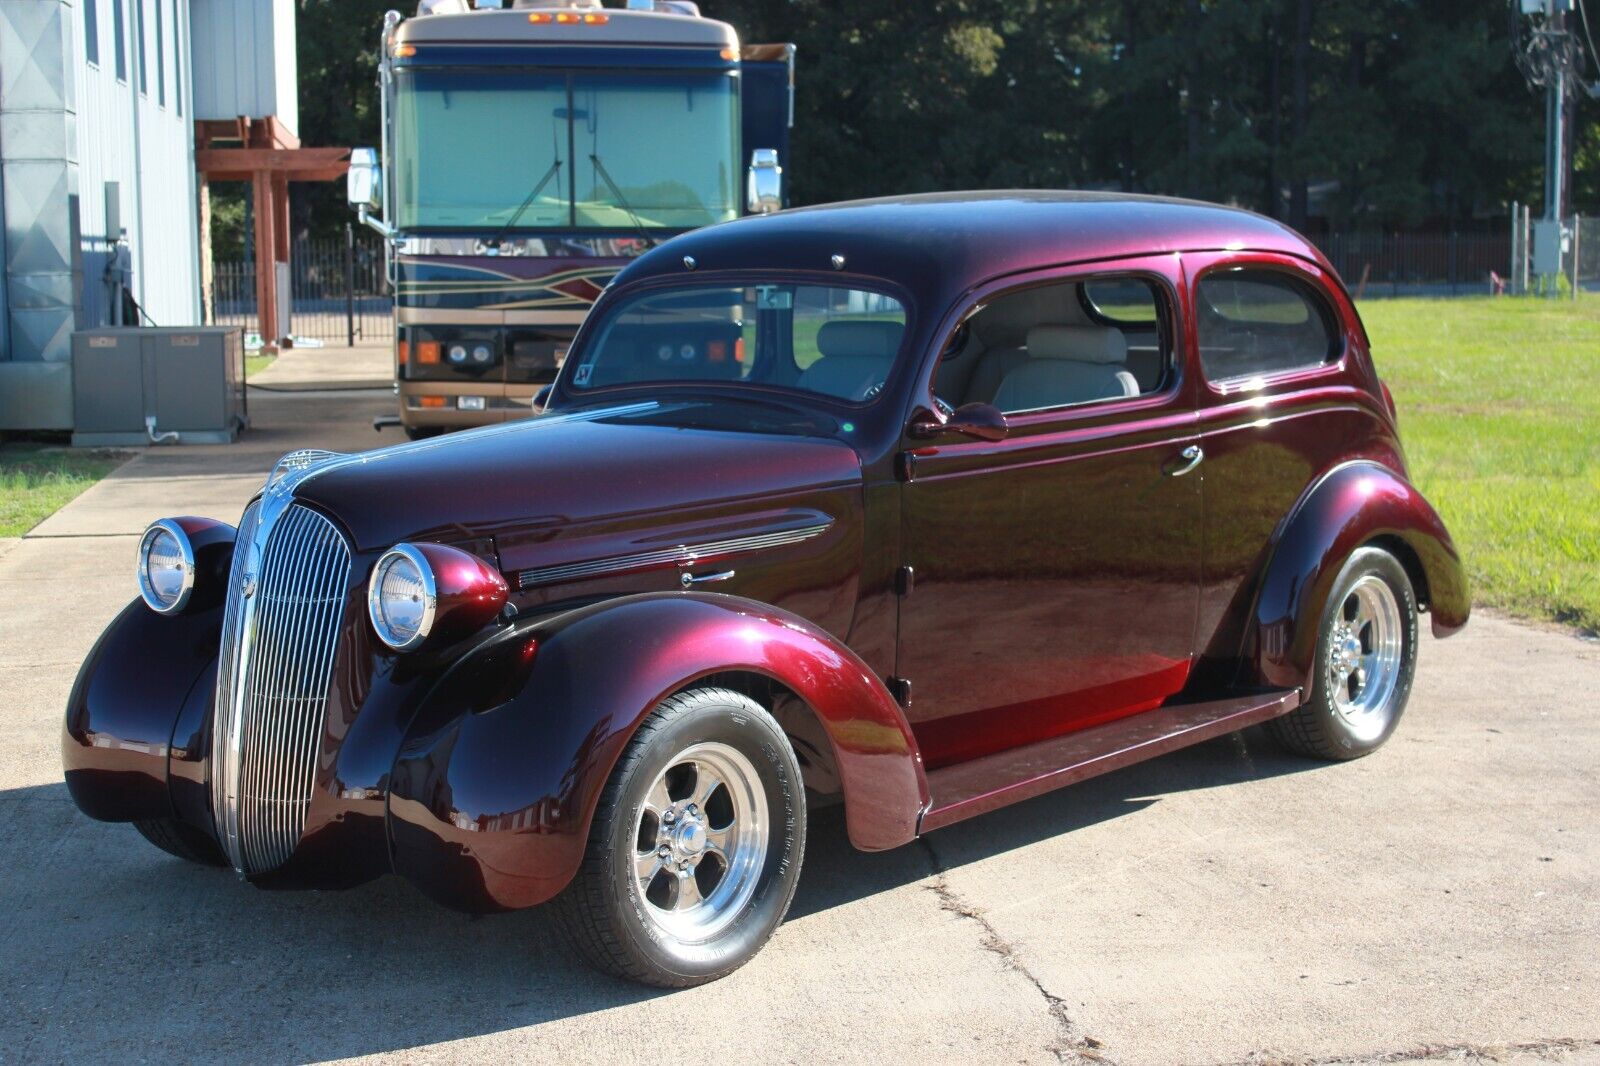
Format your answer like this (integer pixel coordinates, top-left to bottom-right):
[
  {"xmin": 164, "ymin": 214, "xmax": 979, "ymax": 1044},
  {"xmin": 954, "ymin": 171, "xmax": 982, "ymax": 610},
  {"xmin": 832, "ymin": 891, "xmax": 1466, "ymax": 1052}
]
[
  {"xmin": 1266, "ymin": 546, "xmax": 1418, "ymax": 760},
  {"xmin": 552, "ymin": 686, "xmax": 806, "ymax": 987}
]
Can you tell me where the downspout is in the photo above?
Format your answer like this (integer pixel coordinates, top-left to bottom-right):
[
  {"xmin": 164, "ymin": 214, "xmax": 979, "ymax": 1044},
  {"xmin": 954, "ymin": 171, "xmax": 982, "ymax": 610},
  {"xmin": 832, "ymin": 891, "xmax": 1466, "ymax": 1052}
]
[{"xmin": 128, "ymin": 0, "xmax": 147, "ymax": 322}]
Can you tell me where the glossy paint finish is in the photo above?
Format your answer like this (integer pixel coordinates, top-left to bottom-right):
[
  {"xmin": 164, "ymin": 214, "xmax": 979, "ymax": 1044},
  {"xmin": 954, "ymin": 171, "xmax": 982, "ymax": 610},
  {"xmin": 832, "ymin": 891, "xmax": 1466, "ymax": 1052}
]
[
  {"xmin": 62, "ymin": 192, "xmax": 1469, "ymax": 913},
  {"xmin": 388, "ymin": 593, "xmax": 927, "ymax": 912},
  {"xmin": 920, "ymin": 688, "xmax": 1300, "ymax": 831},
  {"xmin": 163, "ymin": 516, "xmax": 240, "ymax": 614},
  {"xmin": 1251, "ymin": 461, "xmax": 1468, "ymax": 691},
  {"xmin": 64, "ymin": 598, "xmax": 225, "ymax": 823},
  {"xmin": 404, "ymin": 542, "xmax": 509, "ymax": 650},
  {"xmin": 896, "ymin": 256, "xmax": 1201, "ymax": 769}
]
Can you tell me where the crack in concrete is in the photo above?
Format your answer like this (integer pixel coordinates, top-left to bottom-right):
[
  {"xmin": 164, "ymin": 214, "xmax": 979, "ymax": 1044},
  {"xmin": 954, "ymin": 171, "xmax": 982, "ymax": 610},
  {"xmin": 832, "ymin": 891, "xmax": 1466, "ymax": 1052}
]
[
  {"xmin": 1217, "ymin": 1036, "xmax": 1600, "ymax": 1065},
  {"xmin": 918, "ymin": 837, "xmax": 1111, "ymax": 1065}
]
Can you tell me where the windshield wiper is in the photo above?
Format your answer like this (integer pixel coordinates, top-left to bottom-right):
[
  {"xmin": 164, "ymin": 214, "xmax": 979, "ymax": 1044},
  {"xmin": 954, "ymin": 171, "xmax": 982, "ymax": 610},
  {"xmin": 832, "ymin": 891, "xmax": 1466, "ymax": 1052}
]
[
  {"xmin": 486, "ymin": 158, "xmax": 564, "ymax": 250},
  {"xmin": 588, "ymin": 154, "xmax": 657, "ymax": 248}
]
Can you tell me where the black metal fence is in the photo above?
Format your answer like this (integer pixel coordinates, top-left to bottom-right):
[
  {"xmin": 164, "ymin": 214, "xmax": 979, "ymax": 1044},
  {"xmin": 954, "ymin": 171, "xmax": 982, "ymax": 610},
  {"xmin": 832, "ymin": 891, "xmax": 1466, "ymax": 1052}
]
[
  {"xmin": 210, "ymin": 225, "xmax": 1583, "ymax": 333},
  {"xmin": 1309, "ymin": 232, "xmax": 1511, "ymax": 298},
  {"xmin": 211, "ymin": 226, "xmax": 394, "ymax": 345}
]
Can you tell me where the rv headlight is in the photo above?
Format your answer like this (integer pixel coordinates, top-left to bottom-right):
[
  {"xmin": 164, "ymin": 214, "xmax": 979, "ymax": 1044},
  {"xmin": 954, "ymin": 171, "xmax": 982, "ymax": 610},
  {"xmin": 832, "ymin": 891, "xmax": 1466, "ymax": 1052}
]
[
  {"xmin": 368, "ymin": 544, "xmax": 436, "ymax": 651},
  {"xmin": 137, "ymin": 519, "xmax": 196, "ymax": 614}
]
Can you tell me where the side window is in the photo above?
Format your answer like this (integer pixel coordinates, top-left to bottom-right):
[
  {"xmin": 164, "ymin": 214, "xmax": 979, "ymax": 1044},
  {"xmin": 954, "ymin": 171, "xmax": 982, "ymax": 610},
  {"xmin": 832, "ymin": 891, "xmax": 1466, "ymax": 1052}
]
[
  {"xmin": 1196, "ymin": 269, "xmax": 1338, "ymax": 382},
  {"xmin": 934, "ymin": 276, "xmax": 1169, "ymax": 416}
]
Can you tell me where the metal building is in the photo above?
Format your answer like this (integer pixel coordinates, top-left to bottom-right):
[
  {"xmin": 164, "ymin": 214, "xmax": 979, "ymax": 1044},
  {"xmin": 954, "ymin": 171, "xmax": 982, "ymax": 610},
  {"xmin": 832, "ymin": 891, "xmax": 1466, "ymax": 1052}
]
[{"xmin": 0, "ymin": 0, "xmax": 302, "ymax": 431}]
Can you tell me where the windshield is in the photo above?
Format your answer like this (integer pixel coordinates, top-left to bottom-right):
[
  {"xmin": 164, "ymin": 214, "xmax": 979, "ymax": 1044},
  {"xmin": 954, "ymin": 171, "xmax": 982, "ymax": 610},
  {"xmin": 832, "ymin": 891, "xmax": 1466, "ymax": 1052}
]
[
  {"xmin": 394, "ymin": 68, "xmax": 740, "ymax": 232},
  {"xmin": 570, "ymin": 283, "xmax": 909, "ymax": 403}
]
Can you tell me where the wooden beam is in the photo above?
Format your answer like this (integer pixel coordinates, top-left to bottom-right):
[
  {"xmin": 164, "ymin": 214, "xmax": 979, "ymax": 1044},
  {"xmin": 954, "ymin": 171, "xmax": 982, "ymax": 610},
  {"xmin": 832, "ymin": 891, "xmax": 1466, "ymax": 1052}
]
[{"xmin": 196, "ymin": 147, "xmax": 351, "ymax": 181}]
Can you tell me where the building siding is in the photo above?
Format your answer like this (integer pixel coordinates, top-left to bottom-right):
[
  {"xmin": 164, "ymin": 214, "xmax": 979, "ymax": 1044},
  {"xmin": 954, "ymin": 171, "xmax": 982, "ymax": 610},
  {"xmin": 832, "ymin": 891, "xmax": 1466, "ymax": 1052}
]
[
  {"xmin": 190, "ymin": 0, "xmax": 295, "ymax": 133},
  {"xmin": 73, "ymin": 0, "xmax": 199, "ymax": 329}
]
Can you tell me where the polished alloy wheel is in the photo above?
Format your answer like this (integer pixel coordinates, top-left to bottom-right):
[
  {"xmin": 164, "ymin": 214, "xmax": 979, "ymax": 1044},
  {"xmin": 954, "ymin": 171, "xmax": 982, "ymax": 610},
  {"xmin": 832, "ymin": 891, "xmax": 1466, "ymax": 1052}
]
[
  {"xmin": 632, "ymin": 741, "xmax": 769, "ymax": 942},
  {"xmin": 1325, "ymin": 574, "xmax": 1404, "ymax": 742}
]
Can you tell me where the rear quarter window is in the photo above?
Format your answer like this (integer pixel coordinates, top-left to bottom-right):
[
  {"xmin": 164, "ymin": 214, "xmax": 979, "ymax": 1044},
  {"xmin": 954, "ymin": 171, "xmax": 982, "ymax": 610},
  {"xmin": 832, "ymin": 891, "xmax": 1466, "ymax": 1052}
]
[{"xmin": 1196, "ymin": 269, "xmax": 1340, "ymax": 382}]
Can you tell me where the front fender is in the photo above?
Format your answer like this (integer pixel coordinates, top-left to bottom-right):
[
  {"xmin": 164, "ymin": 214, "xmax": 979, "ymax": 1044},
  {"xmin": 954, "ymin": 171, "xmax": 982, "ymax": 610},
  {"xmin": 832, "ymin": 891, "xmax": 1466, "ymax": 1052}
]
[
  {"xmin": 1253, "ymin": 460, "xmax": 1469, "ymax": 692},
  {"xmin": 388, "ymin": 593, "xmax": 927, "ymax": 913},
  {"xmin": 63, "ymin": 598, "xmax": 224, "ymax": 822}
]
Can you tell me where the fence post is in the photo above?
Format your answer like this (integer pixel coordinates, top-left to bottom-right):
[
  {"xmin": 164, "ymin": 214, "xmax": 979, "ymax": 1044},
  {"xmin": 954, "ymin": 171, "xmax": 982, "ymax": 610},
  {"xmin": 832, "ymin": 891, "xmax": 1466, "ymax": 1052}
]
[
  {"xmin": 345, "ymin": 223, "xmax": 357, "ymax": 347},
  {"xmin": 1572, "ymin": 215, "xmax": 1580, "ymax": 302}
]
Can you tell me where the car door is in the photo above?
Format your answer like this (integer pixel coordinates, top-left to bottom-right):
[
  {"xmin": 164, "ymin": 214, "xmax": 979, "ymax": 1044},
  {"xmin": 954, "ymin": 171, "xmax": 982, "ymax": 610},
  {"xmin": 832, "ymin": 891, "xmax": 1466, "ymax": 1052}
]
[
  {"xmin": 896, "ymin": 260, "xmax": 1203, "ymax": 770},
  {"xmin": 1185, "ymin": 254, "xmax": 1373, "ymax": 675}
]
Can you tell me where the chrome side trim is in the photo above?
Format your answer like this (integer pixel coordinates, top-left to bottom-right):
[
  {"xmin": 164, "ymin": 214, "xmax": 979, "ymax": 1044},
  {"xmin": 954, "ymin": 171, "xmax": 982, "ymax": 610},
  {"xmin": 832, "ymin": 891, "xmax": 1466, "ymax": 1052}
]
[{"xmin": 516, "ymin": 522, "xmax": 831, "ymax": 590}]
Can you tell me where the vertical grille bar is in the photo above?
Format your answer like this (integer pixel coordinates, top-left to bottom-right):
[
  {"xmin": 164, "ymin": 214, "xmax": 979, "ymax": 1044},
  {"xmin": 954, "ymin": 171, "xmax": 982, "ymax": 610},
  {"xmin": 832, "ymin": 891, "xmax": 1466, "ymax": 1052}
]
[{"xmin": 211, "ymin": 502, "xmax": 352, "ymax": 874}]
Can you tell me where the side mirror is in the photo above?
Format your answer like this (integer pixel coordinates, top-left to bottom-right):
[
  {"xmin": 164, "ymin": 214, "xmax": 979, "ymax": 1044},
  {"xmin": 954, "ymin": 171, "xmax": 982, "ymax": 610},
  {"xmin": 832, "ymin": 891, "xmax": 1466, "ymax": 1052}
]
[
  {"xmin": 909, "ymin": 402, "xmax": 1008, "ymax": 443},
  {"xmin": 347, "ymin": 147, "xmax": 382, "ymax": 211},
  {"xmin": 746, "ymin": 148, "xmax": 782, "ymax": 215},
  {"xmin": 533, "ymin": 384, "xmax": 553, "ymax": 411}
]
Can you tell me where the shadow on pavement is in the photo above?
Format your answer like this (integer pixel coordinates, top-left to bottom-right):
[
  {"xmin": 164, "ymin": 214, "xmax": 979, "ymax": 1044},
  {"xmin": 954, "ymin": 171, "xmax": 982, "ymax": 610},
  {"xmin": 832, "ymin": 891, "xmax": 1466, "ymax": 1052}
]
[{"xmin": 1, "ymin": 726, "xmax": 1317, "ymax": 1059}]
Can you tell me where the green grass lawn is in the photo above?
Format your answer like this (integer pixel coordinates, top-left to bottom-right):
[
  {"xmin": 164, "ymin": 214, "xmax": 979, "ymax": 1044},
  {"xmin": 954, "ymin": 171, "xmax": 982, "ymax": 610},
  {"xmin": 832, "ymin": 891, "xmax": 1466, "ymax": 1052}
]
[
  {"xmin": 0, "ymin": 444, "xmax": 129, "ymax": 537},
  {"xmin": 1359, "ymin": 295, "xmax": 1600, "ymax": 632},
  {"xmin": 245, "ymin": 352, "xmax": 275, "ymax": 378}
]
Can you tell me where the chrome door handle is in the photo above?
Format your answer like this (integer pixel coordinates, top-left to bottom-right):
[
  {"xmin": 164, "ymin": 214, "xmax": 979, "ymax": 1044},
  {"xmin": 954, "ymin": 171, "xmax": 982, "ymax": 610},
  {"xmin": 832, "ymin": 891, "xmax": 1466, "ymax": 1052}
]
[
  {"xmin": 680, "ymin": 569, "xmax": 736, "ymax": 588},
  {"xmin": 1166, "ymin": 444, "xmax": 1203, "ymax": 477}
]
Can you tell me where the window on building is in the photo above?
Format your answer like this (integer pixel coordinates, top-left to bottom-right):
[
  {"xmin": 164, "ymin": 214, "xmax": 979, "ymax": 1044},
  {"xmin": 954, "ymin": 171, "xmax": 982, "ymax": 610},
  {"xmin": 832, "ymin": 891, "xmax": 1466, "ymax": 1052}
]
[
  {"xmin": 85, "ymin": 0, "xmax": 100, "ymax": 65},
  {"xmin": 136, "ymin": 0, "xmax": 147, "ymax": 95},
  {"xmin": 1195, "ymin": 269, "xmax": 1339, "ymax": 382},
  {"xmin": 112, "ymin": 0, "xmax": 126, "ymax": 81},
  {"xmin": 154, "ymin": 0, "xmax": 165, "ymax": 106},
  {"xmin": 172, "ymin": 0, "xmax": 183, "ymax": 115}
]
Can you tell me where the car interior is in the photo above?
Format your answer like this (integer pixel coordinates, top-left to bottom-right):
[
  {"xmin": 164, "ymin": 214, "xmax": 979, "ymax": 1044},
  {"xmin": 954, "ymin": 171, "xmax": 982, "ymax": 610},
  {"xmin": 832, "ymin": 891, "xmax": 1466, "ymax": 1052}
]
[{"xmin": 933, "ymin": 277, "xmax": 1169, "ymax": 415}]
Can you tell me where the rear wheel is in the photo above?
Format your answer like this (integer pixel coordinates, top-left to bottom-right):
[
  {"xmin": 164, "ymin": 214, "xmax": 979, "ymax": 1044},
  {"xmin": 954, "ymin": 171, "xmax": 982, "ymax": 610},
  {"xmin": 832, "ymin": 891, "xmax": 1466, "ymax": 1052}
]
[
  {"xmin": 1266, "ymin": 546, "xmax": 1418, "ymax": 760},
  {"xmin": 133, "ymin": 818, "xmax": 228, "ymax": 866},
  {"xmin": 553, "ymin": 686, "xmax": 805, "ymax": 987}
]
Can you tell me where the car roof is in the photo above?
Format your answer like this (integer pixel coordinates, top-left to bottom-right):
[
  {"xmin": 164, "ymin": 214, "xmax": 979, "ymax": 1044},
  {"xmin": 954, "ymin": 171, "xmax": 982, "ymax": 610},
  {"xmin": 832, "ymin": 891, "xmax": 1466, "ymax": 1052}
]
[{"xmin": 615, "ymin": 190, "xmax": 1332, "ymax": 302}]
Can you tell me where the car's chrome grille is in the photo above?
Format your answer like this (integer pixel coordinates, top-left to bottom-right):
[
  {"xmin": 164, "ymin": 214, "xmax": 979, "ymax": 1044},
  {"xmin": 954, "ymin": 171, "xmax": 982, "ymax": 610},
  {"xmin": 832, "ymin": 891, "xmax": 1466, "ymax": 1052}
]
[{"xmin": 211, "ymin": 502, "xmax": 351, "ymax": 874}]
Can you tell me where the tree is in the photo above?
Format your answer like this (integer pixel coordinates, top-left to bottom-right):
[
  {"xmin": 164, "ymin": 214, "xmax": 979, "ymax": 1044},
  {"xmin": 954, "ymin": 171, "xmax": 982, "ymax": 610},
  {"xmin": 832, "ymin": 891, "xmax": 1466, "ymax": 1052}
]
[{"xmin": 269, "ymin": 0, "xmax": 1588, "ymax": 246}]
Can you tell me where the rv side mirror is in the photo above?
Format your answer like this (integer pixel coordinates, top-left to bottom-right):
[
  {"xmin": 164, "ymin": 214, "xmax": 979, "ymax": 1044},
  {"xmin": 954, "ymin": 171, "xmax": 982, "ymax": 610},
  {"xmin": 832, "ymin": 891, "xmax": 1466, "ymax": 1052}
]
[
  {"xmin": 347, "ymin": 147, "xmax": 382, "ymax": 211},
  {"xmin": 746, "ymin": 148, "xmax": 782, "ymax": 215}
]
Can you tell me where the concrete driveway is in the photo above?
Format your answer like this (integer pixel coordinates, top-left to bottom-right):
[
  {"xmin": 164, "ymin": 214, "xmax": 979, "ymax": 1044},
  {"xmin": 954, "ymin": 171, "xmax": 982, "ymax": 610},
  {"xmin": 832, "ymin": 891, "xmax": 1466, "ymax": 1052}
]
[{"xmin": 1, "ymin": 354, "xmax": 1596, "ymax": 1065}]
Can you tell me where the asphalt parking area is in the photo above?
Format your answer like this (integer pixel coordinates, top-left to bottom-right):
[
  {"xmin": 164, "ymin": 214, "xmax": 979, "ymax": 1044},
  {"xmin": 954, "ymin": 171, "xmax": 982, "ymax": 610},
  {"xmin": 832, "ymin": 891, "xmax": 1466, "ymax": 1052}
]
[{"xmin": 1, "ymin": 374, "xmax": 1595, "ymax": 1065}]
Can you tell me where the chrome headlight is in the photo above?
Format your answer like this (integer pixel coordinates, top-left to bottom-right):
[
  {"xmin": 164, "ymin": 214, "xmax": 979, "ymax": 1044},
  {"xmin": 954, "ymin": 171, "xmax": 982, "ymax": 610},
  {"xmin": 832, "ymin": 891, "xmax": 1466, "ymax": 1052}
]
[
  {"xmin": 368, "ymin": 543, "xmax": 436, "ymax": 651},
  {"xmin": 137, "ymin": 519, "xmax": 196, "ymax": 614}
]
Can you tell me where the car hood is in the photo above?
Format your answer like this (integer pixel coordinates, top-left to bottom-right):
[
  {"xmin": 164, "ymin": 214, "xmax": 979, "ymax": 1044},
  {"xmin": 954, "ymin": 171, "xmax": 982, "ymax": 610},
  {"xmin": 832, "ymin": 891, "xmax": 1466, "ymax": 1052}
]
[{"xmin": 289, "ymin": 401, "xmax": 865, "ymax": 561}]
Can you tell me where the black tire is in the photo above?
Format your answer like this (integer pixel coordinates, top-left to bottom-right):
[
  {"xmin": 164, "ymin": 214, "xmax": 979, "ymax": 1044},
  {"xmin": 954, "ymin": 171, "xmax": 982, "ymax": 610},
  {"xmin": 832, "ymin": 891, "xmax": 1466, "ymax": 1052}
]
[
  {"xmin": 133, "ymin": 818, "xmax": 229, "ymax": 866},
  {"xmin": 552, "ymin": 686, "xmax": 806, "ymax": 987},
  {"xmin": 1266, "ymin": 546, "xmax": 1418, "ymax": 761},
  {"xmin": 403, "ymin": 425, "xmax": 441, "ymax": 441}
]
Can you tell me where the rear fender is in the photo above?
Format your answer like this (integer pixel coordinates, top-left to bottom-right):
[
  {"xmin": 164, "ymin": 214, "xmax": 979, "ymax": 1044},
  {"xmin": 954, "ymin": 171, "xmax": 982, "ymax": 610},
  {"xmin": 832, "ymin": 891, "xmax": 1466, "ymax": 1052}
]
[
  {"xmin": 387, "ymin": 592, "xmax": 927, "ymax": 912},
  {"xmin": 1253, "ymin": 461, "xmax": 1469, "ymax": 692}
]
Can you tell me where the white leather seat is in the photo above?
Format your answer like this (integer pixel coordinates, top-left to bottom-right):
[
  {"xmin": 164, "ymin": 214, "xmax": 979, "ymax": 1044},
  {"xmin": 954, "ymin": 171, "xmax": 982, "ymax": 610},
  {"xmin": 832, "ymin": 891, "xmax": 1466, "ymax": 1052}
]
[
  {"xmin": 993, "ymin": 325, "xmax": 1139, "ymax": 413},
  {"xmin": 962, "ymin": 347, "xmax": 1028, "ymax": 406},
  {"xmin": 796, "ymin": 320, "xmax": 904, "ymax": 399}
]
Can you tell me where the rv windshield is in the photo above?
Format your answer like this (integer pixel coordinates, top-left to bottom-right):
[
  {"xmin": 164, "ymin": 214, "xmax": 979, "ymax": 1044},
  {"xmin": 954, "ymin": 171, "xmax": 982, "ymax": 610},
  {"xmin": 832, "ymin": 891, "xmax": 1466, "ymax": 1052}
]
[{"xmin": 394, "ymin": 68, "xmax": 741, "ymax": 232}]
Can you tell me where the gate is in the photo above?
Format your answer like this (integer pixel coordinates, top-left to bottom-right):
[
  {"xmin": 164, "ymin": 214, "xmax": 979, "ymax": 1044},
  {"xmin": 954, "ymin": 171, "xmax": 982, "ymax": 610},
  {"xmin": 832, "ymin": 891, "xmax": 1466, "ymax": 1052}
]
[{"xmin": 210, "ymin": 225, "xmax": 394, "ymax": 345}]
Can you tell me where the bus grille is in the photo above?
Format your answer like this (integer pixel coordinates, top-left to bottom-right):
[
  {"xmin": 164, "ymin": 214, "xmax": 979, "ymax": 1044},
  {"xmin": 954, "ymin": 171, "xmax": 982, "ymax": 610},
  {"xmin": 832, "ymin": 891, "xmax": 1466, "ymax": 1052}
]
[{"xmin": 211, "ymin": 502, "xmax": 351, "ymax": 874}]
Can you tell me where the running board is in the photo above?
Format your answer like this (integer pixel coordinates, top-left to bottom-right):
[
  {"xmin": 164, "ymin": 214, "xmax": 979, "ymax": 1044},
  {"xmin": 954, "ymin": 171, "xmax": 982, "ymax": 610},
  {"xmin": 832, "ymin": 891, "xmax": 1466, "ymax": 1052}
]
[{"xmin": 919, "ymin": 689, "xmax": 1300, "ymax": 834}]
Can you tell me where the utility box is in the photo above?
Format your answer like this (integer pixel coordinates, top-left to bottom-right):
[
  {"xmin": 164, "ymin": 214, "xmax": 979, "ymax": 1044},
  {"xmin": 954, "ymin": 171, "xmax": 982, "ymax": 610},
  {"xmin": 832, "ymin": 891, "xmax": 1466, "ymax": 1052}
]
[
  {"xmin": 71, "ymin": 328, "xmax": 247, "ymax": 446},
  {"xmin": 1532, "ymin": 219, "xmax": 1565, "ymax": 277}
]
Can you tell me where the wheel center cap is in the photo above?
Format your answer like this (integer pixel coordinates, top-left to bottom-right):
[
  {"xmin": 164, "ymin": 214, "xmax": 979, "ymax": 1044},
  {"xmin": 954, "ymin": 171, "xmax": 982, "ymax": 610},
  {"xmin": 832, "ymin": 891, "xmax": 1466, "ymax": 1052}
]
[
  {"xmin": 1341, "ymin": 635, "xmax": 1362, "ymax": 664},
  {"xmin": 674, "ymin": 817, "xmax": 706, "ymax": 857}
]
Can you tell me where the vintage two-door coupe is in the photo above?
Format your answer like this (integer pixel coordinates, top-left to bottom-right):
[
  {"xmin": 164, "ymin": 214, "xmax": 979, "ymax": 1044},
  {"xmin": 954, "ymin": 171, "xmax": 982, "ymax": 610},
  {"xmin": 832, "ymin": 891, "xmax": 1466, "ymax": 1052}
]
[{"xmin": 65, "ymin": 192, "xmax": 1468, "ymax": 986}]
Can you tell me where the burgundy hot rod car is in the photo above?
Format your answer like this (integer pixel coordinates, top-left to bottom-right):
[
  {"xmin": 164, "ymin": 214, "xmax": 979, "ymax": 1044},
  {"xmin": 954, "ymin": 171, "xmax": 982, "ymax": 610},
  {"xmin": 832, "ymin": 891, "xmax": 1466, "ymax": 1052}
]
[{"xmin": 66, "ymin": 192, "xmax": 1467, "ymax": 986}]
